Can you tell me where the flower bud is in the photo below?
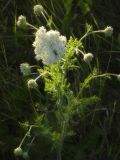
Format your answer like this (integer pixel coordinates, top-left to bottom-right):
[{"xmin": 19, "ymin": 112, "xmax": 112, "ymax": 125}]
[
  {"xmin": 23, "ymin": 152, "xmax": 29, "ymax": 159},
  {"xmin": 17, "ymin": 15, "xmax": 27, "ymax": 29},
  {"xmin": 104, "ymin": 26, "xmax": 113, "ymax": 37},
  {"xmin": 117, "ymin": 74, "xmax": 120, "ymax": 81},
  {"xmin": 83, "ymin": 53, "xmax": 94, "ymax": 63},
  {"xmin": 27, "ymin": 79, "xmax": 38, "ymax": 89},
  {"xmin": 20, "ymin": 63, "xmax": 31, "ymax": 76},
  {"xmin": 33, "ymin": 4, "xmax": 44, "ymax": 16},
  {"xmin": 14, "ymin": 147, "xmax": 23, "ymax": 156}
]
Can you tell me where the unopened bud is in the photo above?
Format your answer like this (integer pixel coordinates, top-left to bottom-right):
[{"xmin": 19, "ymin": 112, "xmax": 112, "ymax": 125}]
[
  {"xmin": 117, "ymin": 74, "xmax": 120, "ymax": 81},
  {"xmin": 27, "ymin": 79, "xmax": 38, "ymax": 89},
  {"xmin": 83, "ymin": 53, "xmax": 94, "ymax": 63},
  {"xmin": 17, "ymin": 15, "xmax": 27, "ymax": 29},
  {"xmin": 23, "ymin": 152, "xmax": 29, "ymax": 159},
  {"xmin": 20, "ymin": 63, "xmax": 31, "ymax": 76},
  {"xmin": 33, "ymin": 4, "xmax": 44, "ymax": 16},
  {"xmin": 14, "ymin": 147, "xmax": 23, "ymax": 156},
  {"xmin": 104, "ymin": 26, "xmax": 113, "ymax": 37}
]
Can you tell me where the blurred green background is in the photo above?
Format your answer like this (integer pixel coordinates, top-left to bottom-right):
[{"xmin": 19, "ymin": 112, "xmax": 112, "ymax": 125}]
[{"xmin": 0, "ymin": 0, "xmax": 120, "ymax": 159}]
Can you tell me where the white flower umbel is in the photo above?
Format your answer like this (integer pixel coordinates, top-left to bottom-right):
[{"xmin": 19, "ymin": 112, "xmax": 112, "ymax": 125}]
[
  {"xmin": 27, "ymin": 79, "xmax": 38, "ymax": 89},
  {"xmin": 83, "ymin": 53, "xmax": 94, "ymax": 63},
  {"xmin": 14, "ymin": 147, "xmax": 23, "ymax": 156},
  {"xmin": 17, "ymin": 15, "xmax": 27, "ymax": 29},
  {"xmin": 20, "ymin": 63, "xmax": 31, "ymax": 76},
  {"xmin": 104, "ymin": 26, "xmax": 113, "ymax": 37},
  {"xmin": 33, "ymin": 4, "xmax": 44, "ymax": 16},
  {"xmin": 33, "ymin": 26, "xmax": 67, "ymax": 65}
]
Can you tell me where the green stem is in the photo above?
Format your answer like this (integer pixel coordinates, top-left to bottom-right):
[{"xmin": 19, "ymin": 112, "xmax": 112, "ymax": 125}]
[
  {"xmin": 80, "ymin": 30, "xmax": 104, "ymax": 42},
  {"xmin": 35, "ymin": 71, "xmax": 49, "ymax": 81},
  {"xmin": 27, "ymin": 136, "xmax": 36, "ymax": 152},
  {"xmin": 88, "ymin": 62, "xmax": 92, "ymax": 72},
  {"xmin": 26, "ymin": 23, "xmax": 38, "ymax": 30},
  {"xmin": 92, "ymin": 73, "xmax": 117, "ymax": 78},
  {"xmin": 77, "ymin": 49, "xmax": 85, "ymax": 56},
  {"xmin": 57, "ymin": 150, "xmax": 62, "ymax": 160},
  {"xmin": 31, "ymin": 65, "xmax": 40, "ymax": 68},
  {"xmin": 44, "ymin": 10, "xmax": 58, "ymax": 29},
  {"xmin": 41, "ymin": 11, "xmax": 48, "ymax": 23},
  {"xmin": 57, "ymin": 120, "xmax": 67, "ymax": 160},
  {"xmin": 78, "ymin": 73, "xmax": 118, "ymax": 98},
  {"xmin": 19, "ymin": 125, "xmax": 33, "ymax": 148}
]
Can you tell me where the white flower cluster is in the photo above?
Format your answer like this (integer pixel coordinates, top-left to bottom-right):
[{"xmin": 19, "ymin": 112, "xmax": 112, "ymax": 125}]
[
  {"xmin": 33, "ymin": 26, "xmax": 67, "ymax": 65},
  {"xmin": 20, "ymin": 63, "xmax": 31, "ymax": 76}
]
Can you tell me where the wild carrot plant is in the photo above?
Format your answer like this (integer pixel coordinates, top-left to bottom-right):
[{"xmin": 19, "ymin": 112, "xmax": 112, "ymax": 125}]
[{"xmin": 14, "ymin": 4, "xmax": 120, "ymax": 160}]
